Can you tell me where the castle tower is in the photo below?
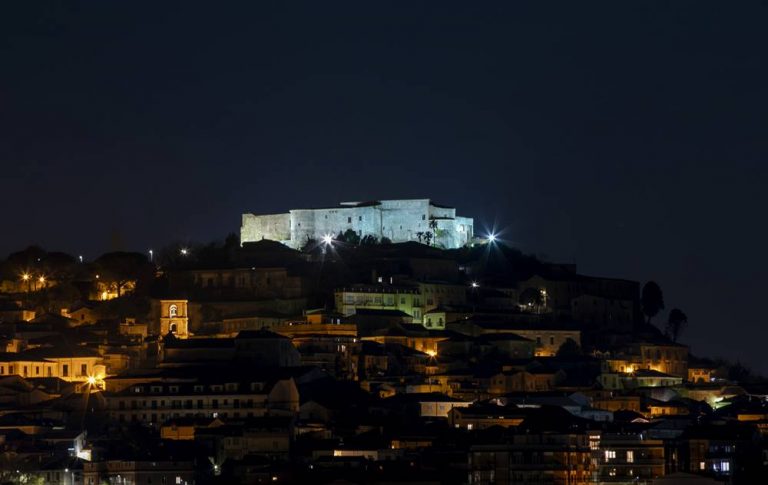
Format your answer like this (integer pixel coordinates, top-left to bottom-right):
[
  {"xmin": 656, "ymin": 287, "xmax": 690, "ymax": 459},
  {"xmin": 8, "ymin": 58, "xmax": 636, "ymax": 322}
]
[{"xmin": 159, "ymin": 299, "xmax": 189, "ymax": 338}]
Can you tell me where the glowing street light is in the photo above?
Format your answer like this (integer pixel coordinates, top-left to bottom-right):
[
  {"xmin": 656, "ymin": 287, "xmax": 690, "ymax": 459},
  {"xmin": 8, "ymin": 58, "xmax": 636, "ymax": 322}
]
[
  {"xmin": 38, "ymin": 276, "xmax": 45, "ymax": 284},
  {"xmin": 148, "ymin": 249, "xmax": 154, "ymax": 262},
  {"xmin": 21, "ymin": 273, "xmax": 30, "ymax": 281},
  {"xmin": 322, "ymin": 234, "xmax": 334, "ymax": 245},
  {"xmin": 487, "ymin": 233, "xmax": 497, "ymax": 243},
  {"xmin": 180, "ymin": 248, "xmax": 188, "ymax": 256},
  {"xmin": 471, "ymin": 281, "xmax": 479, "ymax": 288}
]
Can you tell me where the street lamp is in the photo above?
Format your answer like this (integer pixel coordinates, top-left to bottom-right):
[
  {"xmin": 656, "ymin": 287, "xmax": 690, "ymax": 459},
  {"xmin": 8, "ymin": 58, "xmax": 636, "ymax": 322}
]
[
  {"xmin": 148, "ymin": 249, "xmax": 154, "ymax": 262},
  {"xmin": 21, "ymin": 273, "xmax": 30, "ymax": 293},
  {"xmin": 322, "ymin": 234, "xmax": 333, "ymax": 246},
  {"xmin": 180, "ymin": 248, "xmax": 188, "ymax": 256},
  {"xmin": 487, "ymin": 233, "xmax": 497, "ymax": 243}
]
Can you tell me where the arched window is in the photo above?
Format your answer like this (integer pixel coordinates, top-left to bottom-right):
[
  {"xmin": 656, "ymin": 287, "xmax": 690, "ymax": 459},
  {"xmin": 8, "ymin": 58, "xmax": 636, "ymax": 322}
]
[{"xmin": 169, "ymin": 304, "xmax": 178, "ymax": 318}]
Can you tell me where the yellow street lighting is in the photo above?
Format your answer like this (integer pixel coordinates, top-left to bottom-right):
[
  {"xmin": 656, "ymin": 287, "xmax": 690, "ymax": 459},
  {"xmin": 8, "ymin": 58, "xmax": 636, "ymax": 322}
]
[{"xmin": 21, "ymin": 274, "xmax": 30, "ymax": 281}]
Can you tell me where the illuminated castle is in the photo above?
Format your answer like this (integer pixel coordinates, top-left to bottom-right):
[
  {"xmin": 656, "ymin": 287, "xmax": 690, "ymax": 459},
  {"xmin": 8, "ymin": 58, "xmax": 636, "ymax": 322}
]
[{"xmin": 241, "ymin": 199, "xmax": 474, "ymax": 249}]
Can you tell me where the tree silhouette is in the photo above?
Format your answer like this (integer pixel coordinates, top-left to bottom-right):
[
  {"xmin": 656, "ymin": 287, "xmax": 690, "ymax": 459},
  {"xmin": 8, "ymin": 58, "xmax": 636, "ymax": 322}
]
[
  {"xmin": 556, "ymin": 338, "xmax": 582, "ymax": 357},
  {"xmin": 94, "ymin": 252, "xmax": 153, "ymax": 297},
  {"xmin": 360, "ymin": 235, "xmax": 378, "ymax": 246},
  {"xmin": 641, "ymin": 281, "xmax": 665, "ymax": 324},
  {"xmin": 666, "ymin": 308, "xmax": 688, "ymax": 342},
  {"xmin": 428, "ymin": 218, "xmax": 439, "ymax": 245},
  {"xmin": 340, "ymin": 229, "xmax": 360, "ymax": 245},
  {"xmin": 519, "ymin": 287, "xmax": 544, "ymax": 313}
]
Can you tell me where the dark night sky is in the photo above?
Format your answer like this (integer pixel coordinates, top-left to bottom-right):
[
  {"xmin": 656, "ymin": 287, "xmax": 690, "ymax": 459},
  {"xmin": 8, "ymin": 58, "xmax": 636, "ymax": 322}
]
[{"xmin": 1, "ymin": 2, "xmax": 767, "ymax": 371}]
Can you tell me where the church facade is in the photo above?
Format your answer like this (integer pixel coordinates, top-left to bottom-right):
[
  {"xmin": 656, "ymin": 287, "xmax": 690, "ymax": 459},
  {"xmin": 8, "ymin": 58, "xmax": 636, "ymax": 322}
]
[{"xmin": 241, "ymin": 199, "xmax": 474, "ymax": 249}]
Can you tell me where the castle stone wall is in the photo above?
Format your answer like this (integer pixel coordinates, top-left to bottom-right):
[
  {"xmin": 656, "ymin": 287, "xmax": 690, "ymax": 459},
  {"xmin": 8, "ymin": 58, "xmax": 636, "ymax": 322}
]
[
  {"xmin": 241, "ymin": 213, "xmax": 290, "ymax": 244},
  {"xmin": 242, "ymin": 199, "xmax": 473, "ymax": 249}
]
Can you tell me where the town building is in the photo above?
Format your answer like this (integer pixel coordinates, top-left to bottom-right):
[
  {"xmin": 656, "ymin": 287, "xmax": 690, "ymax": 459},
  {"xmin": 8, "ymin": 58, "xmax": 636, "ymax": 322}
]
[{"xmin": 104, "ymin": 374, "xmax": 299, "ymax": 425}]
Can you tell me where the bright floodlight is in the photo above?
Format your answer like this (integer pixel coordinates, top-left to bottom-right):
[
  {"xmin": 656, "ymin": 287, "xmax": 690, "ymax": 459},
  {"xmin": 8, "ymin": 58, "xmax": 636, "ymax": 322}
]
[
  {"xmin": 180, "ymin": 248, "xmax": 188, "ymax": 256},
  {"xmin": 87, "ymin": 376, "xmax": 97, "ymax": 385},
  {"xmin": 21, "ymin": 273, "xmax": 30, "ymax": 281},
  {"xmin": 487, "ymin": 233, "xmax": 497, "ymax": 243},
  {"xmin": 471, "ymin": 281, "xmax": 479, "ymax": 288},
  {"xmin": 322, "ymin": 234, "xmax": 333, "ymax": 245}
]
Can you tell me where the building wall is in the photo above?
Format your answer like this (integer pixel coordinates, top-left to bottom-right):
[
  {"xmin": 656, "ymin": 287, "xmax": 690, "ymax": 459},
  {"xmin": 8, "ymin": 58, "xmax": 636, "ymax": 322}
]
[
  {"xmin": 242, "ymin": 199, "xmax": 473, "ymax": 249},
  {"xmin": 0, "ymin": 357, "xmax": 102, "ymax": 382},
  {"xmin": 335, "ymin": 287, "xmax": 422, "ymax": 318},
  {"xmin": 473, "ymin": 327, "xmax": 581, "ymax": 357},
  {"xmin": 290, "ymin": 205, "xmax": 382, "ymax": 246},
  {"xmin": 634, "ymin": 343, "xmax": 689, "ymax": 378},
  {"xmin": 186, "ymin": 267, "xmax": 306, "ymax": 299},
  {"xmin": 159, "ymin": 300, "xmax": 189, "ymax": 338},
  {"xmin": 106, "ymin": 381, "xmax": 298, "ymax": 424},
  {"xmin": 241, "ymin": 213, "xmax": 291, "ymax": 243}
]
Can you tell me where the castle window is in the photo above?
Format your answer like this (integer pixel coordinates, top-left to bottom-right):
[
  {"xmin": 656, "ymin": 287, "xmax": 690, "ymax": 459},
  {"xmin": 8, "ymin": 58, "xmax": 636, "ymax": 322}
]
[
  {"xmin": 422, "ymin": 215, "xmax": 426, "ymax": 220},
  {"xmin": 358, "ymin": 216, "xmax": 362, "ymax": 221},
  {"xmin": 348, "ymin": 217, "xmax": 352, "ymax": 223}
]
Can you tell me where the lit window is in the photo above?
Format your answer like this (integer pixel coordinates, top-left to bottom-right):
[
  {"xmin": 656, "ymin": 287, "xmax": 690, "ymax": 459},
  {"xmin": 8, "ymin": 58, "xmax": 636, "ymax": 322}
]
[
  {"xmin": 605, "ymin": 450, "xmax": 616, "ymax": 461},
  {"xmin": 626, "ymin": 450, "xmax": 634, "ymax": 463}
]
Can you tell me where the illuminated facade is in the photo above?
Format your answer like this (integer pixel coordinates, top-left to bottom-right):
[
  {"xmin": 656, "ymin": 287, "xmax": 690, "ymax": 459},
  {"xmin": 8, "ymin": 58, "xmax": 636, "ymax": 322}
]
[
  {"xmin": 0, "ymin": 348, "xmax": 104, "ymax": 383},
  {"xmin": 241, "ymin": 199, "xmax": 474, "ymax": 249},
  {"xmin": 159, "ymin": 299, "xmax": 189, "ymax": 338},
  {"xmin": 335, "ymin": 282, "xmax": 466, "ymax": 326}
]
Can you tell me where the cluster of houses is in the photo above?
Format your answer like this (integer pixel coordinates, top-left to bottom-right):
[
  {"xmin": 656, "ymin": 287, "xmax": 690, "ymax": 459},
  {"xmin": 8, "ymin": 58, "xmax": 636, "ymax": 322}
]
[{"xmin": 0, "ymin": 237, "xmax": 764, "ymax": 484}]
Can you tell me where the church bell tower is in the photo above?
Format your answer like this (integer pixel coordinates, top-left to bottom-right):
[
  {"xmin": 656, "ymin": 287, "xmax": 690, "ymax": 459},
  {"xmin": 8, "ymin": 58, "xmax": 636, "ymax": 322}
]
[{"xmin": 159, "ymin": 299, "xmax": 189, "ymax": 338}]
